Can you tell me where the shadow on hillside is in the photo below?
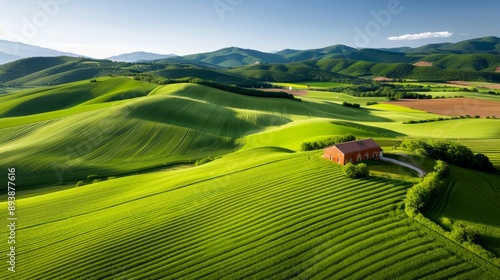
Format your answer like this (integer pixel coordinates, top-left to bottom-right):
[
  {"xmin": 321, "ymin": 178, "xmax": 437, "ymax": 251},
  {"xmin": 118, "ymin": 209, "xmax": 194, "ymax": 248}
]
[
  {"xmin": 480, "ymin": 235, "xmax": 500, "ymax": 257},
  {"xmin": 303, "ymin": 100, "xmax": 399, "ymax": 123},
  {"xmin": 168, "ymin": 84, "xmax": 397, "ymax": 123},
  {"xmin": 125, "ymin": 95, "xmax": 292, "ymax": 138}
]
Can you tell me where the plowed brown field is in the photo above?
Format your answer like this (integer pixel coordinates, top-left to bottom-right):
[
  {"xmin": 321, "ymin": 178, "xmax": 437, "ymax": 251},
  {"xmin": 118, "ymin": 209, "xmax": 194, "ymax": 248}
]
[{"xmin": 388, "ymin": 98, "xmax": 500, "ymax": 117}]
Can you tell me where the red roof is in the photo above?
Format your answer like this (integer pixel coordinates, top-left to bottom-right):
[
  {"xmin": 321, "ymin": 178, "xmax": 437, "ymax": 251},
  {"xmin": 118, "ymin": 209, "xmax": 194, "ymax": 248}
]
[{"xmin": 324, "ymin": 138, "xmax": 380, "ymax": 155}]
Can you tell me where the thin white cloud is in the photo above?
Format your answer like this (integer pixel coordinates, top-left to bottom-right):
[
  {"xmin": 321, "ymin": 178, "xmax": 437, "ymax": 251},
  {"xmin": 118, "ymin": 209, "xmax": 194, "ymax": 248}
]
[{"xmin": 387, "ymin": 31, "xmax": 453, "ymax": 41}]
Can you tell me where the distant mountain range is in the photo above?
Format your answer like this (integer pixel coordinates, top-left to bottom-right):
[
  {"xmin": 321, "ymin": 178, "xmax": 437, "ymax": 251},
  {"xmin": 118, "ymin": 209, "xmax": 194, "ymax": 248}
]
[
  {"xmin": 0, "ymin": 36, "xmax": 498, "ymax": 86},
  {"xmin": 0, "ymin": 40, "xmax": 80, "ymax": 64},
  {"xmin": 106, "ymin": 51, "xmax": 176, "ymax": 62},
  {"xmin": 0, "ymin": 41, "xmax": 177, "ymax": 65},
  {"xmin": 1, "ymin": 36, "xmax": 499, "ymax": 66},
  {"xmin": 157, "ymin": 36, "xmax": 500, "ymax": 68}
]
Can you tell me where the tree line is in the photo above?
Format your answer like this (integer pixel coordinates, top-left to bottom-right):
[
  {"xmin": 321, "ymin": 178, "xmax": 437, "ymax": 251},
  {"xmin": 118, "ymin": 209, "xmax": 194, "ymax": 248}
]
[
  {"xmin": 328, "ymin": 83, "xmax": 433, "ymax": 100},
  {"xmin": 400, "ymin": 139, "xmax": 496, "ymax": 173},
  {"xmin": 301, "ymin": 134, "xmax": 356, "ymax": 151}
]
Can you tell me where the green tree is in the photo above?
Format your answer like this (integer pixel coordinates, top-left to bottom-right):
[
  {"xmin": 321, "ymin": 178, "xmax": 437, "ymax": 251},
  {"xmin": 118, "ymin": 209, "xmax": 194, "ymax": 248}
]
[
  {"xmin": 342, "ymin": 162, "xmax": 358, "ymax": 179},
  {"xmin": 450, "ymin": 222, "xmax": 480, "ymax": 244},
  {"xmin": 473, "ymin": 153, "xmax": 497, "ymax": 173},
  {"xmin": 342, "ymin": 162, "xmax": 369, "ymax": 179},
  {"xmin": 355, "ymin": 163, "xmax": 369, "ymax": 178}
]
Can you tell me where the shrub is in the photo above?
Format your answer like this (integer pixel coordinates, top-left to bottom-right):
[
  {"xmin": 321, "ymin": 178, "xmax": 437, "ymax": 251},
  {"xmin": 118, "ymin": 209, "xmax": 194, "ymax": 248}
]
[
  {"xmin": 355, "ymin": 163, "xmax": 369, "ymax": 177},
  {"xmin": 75, "ymin": 181, "xmax": 84, "ymax": 187},
  {"xmin": 301, "ymin": 142, "xmax": 314, "ymax": 151},
  {"xmin": 473, "ymin": 153, "xmax": 497, "ymax": 173},
  {"xmin": 449, "ymin": 222, "xmax": 480, "ymax": 244},
  {"xmin": 342, "ymin": 162, "xmax": 357, "ymax": 178},
  {"xmin": 342, "ymin": 102, "xmax": 361, "ymax": 108},
  {"xmin": 433, "ymin": 160, "xmax": 449, "ymax": 179},
  {"xmin": 342, "ymin": 162, "xmax": 369, "ymax": 179},
  {"xmin": 195, "ymin": 156, "xmax": 215, "ymax": 166}
]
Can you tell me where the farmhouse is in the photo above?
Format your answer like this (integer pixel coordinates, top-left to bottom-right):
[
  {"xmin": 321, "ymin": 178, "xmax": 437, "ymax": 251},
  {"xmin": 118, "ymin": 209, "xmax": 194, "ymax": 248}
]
[{"xmin": 323, "ymin": 138, "xmax": 382, "ymax": 165}]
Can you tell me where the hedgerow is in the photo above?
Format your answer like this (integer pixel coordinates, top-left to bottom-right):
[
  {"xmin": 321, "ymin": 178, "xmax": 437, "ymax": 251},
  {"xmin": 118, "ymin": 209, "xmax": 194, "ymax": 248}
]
[
  {"xmin": 301, "ymin": 134, "xmax": 356, "ymax": 151},
  {"xmin": 404, "ymin": 160, "xmax": 448, "ymax": 216}
]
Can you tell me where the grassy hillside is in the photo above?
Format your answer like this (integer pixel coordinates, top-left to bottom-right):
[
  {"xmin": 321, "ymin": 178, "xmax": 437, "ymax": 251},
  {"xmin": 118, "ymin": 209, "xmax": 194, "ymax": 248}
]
[
  {"xmin": 426, "ymin": 166, "xmax": 500, "ymax": 256},
  {"xmin": 0, "ymin": 56, "xmax": 74, "ymax": 82},
  {"xmin": 0, "ymin": 82, "xmax": 317, "ymax": 186},
  {"xmin": 242, "ymin": 121, "xmax": 387, "ymax": 151},
  {"xmin": 1, "ymin": 79, "xmax": 497, "ymax": 189},
  {"xmin": 2, "ymin": 150, "xmax": 499, "ymax": 279},
  {"xmin": 0, "ymin": 78, "xmax": 157, "ymax": 117},
  {"xmin": 0, "ymin": 57, "xmax": 126, "ymax": 86},
  {"xmin": 1, "ymin": 74, "xmax": 499, "ymax": 278}
]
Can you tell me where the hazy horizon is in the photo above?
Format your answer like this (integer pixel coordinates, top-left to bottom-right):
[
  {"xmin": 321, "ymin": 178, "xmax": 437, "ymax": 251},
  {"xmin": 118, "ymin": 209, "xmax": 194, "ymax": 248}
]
[{"xmin": 1, "ymin": 0, "xmax": 499, "ymax": 58}]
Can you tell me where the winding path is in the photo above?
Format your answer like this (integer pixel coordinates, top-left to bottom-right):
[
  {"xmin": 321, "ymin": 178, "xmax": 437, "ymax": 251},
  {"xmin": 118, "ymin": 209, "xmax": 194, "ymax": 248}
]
[{"xmin": 380, "ymin": 156, "xmax": 426, "ymax": 178}]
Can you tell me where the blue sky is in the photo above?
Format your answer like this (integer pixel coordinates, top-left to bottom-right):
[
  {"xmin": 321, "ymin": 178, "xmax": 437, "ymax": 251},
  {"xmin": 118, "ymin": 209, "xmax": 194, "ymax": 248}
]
[{"xmin": 0, "ymin": 0, "xmax": 499, "ymax": 58}]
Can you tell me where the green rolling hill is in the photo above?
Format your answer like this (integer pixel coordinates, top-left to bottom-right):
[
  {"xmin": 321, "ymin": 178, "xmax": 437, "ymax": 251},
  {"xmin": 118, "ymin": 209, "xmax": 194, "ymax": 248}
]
[
  {"xmin": 228, "ymin": 62, "xmax": 353, "ymax": 82},
  {"xmin": 275, "ymin": 44, "xmax": 356, "ymax": 61},
  {"xmin": 0, "ymin": 73, "xmax": 499, "ymax": 279},
  {"xmin": 405, "ymin": 37, "xmax": 500, "ymax": 55},
  {"xmin": 0, "ymin": 56, "xmax": 74, "ymax": 82},
  {"xmin": 1, "ymin": 148, "xmax": 499, "ymax": 279},
  {"xmin": 439, "ymin": 36, "xmax": 500, "ymax": 54},
  {"xmin": 420, "ymin": 53, "xmax": 500, "ymax": 72},
  {"xmin": 426, "ymin": 166, "xmax": 500, "ymax": 256},
  {"xmin": 0, "ymin": 81, "xmax": 317, "ymax": 186},
  {"xmin": 1, "ymin": 37, "xmax": 499, "ymax": 87},
  {"xmin": 0, "ymin": 57, "xmax": 125, "ymax": 86},
  {"xmin": 0, "ymin": 78, "xmax": 157, "ymax": 117},
  {"xmin": 169, "ymin": 47, "xmax": 289, "ymax": 68}
]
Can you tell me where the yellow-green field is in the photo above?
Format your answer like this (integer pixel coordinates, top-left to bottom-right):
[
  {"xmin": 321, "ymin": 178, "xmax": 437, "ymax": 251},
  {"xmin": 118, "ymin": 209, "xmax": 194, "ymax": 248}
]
[{"xmin": 0, "ymin": 78, "xmax": 499, "ymax": 279}]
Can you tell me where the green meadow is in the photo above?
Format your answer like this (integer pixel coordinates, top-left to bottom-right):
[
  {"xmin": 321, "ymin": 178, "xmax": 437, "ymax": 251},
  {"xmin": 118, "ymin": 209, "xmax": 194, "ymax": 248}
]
[{"xmin": 0, "ymin": 77, "xmax": 499, "ymax": 279}]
